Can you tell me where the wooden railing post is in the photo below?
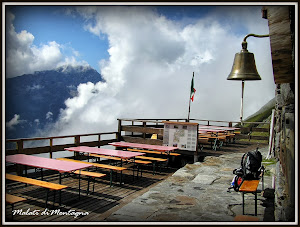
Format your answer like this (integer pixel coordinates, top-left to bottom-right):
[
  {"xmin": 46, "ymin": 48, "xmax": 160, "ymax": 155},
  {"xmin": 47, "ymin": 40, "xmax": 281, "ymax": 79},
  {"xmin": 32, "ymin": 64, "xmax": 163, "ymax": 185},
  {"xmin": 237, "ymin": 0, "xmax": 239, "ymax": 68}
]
[
  {"xmin": 74, "ymin": 135, "xmax": 80, "ymax": 146},
  {"xmin": 49, "ymin": 138, "xmax": 53, "ymax": 159},
  {"xmin": 117, "ymin": 119, "xmax": 122, "ymax": 141},
  {"xmin": 74, "ymin": 136, "xmax": 80, "ymax": 158},
  {"xmin": 98, "ymin": 134, "xmax": 101, "ymax": 148},
  {"xmin": 16, "ymin": 140, "xmax": 24, "ymax": 175},
  {"xmin": 143, "ymin": 122, "xmax": 146, "ymax": 139}
]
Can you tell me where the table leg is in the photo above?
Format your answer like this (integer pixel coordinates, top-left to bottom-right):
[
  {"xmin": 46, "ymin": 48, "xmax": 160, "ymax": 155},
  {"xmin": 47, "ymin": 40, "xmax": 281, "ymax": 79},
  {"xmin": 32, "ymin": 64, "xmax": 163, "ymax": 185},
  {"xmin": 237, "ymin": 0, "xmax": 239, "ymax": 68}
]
[
  {"xmin": 120, "ymin": 171, "xmax": 123, "ymax": 185},
  {"xmin": 110, "ymin": 170, "xmax": 113, "ymax": 187},
  {"xmin": 87, "ymin": 176, "xmax": 91, "ymax": 195},
  {"xmin": 93, "ymin": 177, "xmax": 95, "ymax": 193},
  {"xmin": 25, "ymin": 166, "xmax": 27, "ymax": 177}
]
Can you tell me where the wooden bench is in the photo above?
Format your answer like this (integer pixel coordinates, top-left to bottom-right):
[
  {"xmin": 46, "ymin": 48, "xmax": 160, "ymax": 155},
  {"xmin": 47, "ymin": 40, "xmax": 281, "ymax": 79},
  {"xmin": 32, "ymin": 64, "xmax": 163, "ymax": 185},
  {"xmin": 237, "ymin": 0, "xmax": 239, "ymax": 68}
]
[
  {"xmin": 85, "ymin": 154, "xmax": 152, "ymax": 177},
  {"xmin": 6, "ymin": 174, "xmax": 68, "ymax": 207},
  {"xmin": 198, "ymin": 135, "xmax": 227, "ymax": 150},
  {"xmin": 86, "ymin": 154, "xmax": 151, "ymax": 165},
  {"xmin": 73, "ymin": 170, "xmax": 106, "ymax": 195},
  {"xmin": 127, "ymin": 148, "xmax": 181, "ymax": 156},
  {"xmin": 239, "ymin": 180, "xmax": 260, "ymax": 216},
  {"xmin": 57, "ymin": 158, "xmax": 126, "ymax": 186},
  {"xmin": 6, "ymin": 194, "xmax": 27, "ymax": 220},
  {"xmin": 233, "ymin": 215, "xmax": 259, "ymax": 222}
]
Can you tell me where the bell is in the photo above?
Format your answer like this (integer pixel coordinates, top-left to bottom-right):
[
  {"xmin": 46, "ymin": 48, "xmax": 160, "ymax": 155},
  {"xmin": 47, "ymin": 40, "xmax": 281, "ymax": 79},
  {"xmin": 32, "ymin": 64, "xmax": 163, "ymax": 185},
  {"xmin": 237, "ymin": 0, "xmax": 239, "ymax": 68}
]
[{"xmin": 227, "ymin": 48, "xmax": 261, "ymax": 81}]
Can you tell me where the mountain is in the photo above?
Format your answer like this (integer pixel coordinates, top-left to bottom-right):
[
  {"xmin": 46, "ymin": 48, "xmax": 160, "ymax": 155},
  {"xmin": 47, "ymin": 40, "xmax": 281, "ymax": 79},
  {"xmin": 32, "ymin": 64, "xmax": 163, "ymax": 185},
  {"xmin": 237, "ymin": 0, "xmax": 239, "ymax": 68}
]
[
  {"xmin": 5, "ymin": 65, "xmax": 104, "ymax": 139},
  {"xmin": 245, "ymin": 97, "xmax": 276, "ymax": 122}
]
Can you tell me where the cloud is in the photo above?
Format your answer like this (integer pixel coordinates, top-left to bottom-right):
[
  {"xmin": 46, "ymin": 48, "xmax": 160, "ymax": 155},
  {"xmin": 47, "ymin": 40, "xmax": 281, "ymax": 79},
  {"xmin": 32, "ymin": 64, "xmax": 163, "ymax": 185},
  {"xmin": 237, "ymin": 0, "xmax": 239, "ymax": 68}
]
[
  {"xmin": 6, "ymin": 114, "xmax": 26, "ymax": 130},
  {"xmin": 39, "ymin": 6, "xmax": 275, "ymax": 138},
  {"xmin": 5, "ymin": 11, "xmax": 86, "ymax": 78}
]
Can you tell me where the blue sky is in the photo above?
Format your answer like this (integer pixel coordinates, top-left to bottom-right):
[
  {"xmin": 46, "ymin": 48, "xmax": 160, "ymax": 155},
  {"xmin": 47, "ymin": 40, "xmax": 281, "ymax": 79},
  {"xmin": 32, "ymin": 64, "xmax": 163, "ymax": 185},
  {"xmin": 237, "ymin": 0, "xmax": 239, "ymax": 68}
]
[
  {"xmin": 7, "ymin": 5, "xmax": 219, "ymax": 75},
  {"xmin": 8, "ymin": 5, "xmax": 109, "ymax": 73},
  {"xmin": 4, "ymin": 4, "xmax": 276, "ymax": 137}
]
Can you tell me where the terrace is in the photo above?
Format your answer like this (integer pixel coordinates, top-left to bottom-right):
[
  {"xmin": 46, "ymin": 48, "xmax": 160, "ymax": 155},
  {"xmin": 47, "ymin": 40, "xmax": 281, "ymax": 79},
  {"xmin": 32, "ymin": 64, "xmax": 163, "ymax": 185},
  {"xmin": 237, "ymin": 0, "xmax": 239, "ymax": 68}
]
[{"xmin": 4, "ymin": 118, "xmax": 272, "ymax": 222}]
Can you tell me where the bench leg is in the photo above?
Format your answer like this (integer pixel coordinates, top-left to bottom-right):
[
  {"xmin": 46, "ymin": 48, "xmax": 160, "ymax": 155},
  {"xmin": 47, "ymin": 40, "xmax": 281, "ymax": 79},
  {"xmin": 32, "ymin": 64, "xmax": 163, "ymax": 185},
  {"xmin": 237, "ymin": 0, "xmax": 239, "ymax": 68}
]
[
  {"xmin": 45, "ymin": 189, "xmax": 49, "ymax": 208},
  {"xmin": 255, "ymin": 192, "xmax": 257, "ymax": 216},
  {"xmin": 78, "ymin": 172, "xmax": 81, "ymax": 199},
  {"xmin": 52, "ymin": 190, "xmax": 56, "ymax": 208},
  {"xmin": 242, "ymin": 192, "xmax": 245, "ymax": 215},
  {"xmin": 59, "ymin": 173, "xmax": 62, "ymax": 206},
  {"xmin": 11, "ymin": 204, "xmax": 14, "ymax": 220}
]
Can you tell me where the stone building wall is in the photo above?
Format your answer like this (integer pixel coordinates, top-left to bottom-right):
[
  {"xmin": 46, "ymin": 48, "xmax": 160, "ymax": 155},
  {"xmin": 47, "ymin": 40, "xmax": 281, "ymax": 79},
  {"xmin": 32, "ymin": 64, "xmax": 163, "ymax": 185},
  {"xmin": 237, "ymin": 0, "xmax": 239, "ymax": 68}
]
[
  {"xmin": 274, "ymin": 83, "xmax": 295, "ymax": 221},
  {"xmin": 262, "ymin": 5, "xmax": 296, "ymax": 222}
]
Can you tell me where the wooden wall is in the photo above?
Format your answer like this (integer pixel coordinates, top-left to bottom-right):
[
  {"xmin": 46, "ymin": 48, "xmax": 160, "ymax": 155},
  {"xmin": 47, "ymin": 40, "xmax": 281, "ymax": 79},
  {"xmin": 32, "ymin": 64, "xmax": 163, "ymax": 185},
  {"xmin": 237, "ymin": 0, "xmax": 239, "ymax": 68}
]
[{"xmin": 262, "ymin": 6, "xmax": 295, "ymax": 84}]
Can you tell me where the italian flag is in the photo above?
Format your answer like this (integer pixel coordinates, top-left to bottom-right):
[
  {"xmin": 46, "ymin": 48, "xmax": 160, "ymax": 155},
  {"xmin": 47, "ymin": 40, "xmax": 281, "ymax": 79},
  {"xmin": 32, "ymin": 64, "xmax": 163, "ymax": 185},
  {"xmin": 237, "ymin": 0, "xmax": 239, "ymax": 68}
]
[{"xmin": 190, "ymin": 73, "xmax": 196, "ymax": 102}]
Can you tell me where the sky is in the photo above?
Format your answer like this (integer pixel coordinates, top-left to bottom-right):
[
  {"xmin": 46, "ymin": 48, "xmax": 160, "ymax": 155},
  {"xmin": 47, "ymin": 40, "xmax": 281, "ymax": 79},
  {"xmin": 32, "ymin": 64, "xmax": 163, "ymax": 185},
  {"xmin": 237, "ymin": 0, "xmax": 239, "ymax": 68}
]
[{"xmin": 4, "ymin": 3, "xmax": 276, "ymax": 138}]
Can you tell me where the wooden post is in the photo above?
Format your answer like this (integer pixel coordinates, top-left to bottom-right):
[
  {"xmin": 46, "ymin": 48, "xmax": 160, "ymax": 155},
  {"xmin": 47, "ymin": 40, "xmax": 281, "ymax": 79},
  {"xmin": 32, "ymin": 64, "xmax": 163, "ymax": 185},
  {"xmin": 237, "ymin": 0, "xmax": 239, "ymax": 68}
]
[
  {"xmin": 16, "ymin": 140, "xmax": 24, "ymax": 175},
  {"xmin": 49, "ymin": 138, "xmax": 53, "ymax": 159},
  {"xmin": 74, "ymin": 135, "xmax": 80, "ymax": 146},
  {"xmin": 74, "ymin": 136, "xmax": 80, "ymax": 158},
  {"xmin": 117, "ymin": 119, "xmax": 122, "ymax": 141},
  {"xmin": 143, "ymin": 122, "xmax": 146, "ymax": 139},
  {"xmin": 267, "ymin": 109, "xmax": 275, "ymax": 159},
  {"xmin": 98, "ymin": 134, "xmax": 101, "ymax": 148}
]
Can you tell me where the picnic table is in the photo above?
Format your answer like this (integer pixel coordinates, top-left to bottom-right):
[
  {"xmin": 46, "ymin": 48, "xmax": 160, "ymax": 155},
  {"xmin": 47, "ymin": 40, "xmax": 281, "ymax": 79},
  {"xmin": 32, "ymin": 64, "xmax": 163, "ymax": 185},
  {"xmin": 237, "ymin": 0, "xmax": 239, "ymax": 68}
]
[
  {"xmin": 65, "ymin": 146, "xmax": 147, "ymax": 184},
  {"xmin": 198, "ymin": 125, "xmax": 239, "ymax": 132},
  {"xmin": 65, "ymin": 146, "xmax": 145, "ymax": 166},
  {"xmin": 6, "ymin": 154, "xmax": 92, "ymax": 201},
  {"xmin": 109, "ymin": 142, "xmax": 178, "ymax": 154}
]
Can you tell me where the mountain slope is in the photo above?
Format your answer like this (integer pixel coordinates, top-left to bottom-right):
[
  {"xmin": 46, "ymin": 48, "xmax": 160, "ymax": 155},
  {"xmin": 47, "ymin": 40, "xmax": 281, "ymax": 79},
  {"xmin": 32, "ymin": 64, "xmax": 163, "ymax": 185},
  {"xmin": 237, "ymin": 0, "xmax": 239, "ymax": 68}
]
[{"xmin": 5, "ymin": 65, "xmax": 104, "ymax": 139}]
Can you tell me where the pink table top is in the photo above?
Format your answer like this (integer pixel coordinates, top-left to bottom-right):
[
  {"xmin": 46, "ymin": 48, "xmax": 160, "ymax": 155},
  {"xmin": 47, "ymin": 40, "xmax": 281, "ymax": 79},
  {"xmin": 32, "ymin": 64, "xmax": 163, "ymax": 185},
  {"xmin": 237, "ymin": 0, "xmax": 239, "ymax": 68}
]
[
  {"xmin": 65, "ymin": 146, "xmax": 145, "ymax": 159},
  {"xmin": 198, "ymin": 125, "xmax": 239, "ymax": 131},
  {"xmin": 109, "ymin": 142, "xmax": 178, "ymax": 152},
  {"xmin": 6, "ymin": 154, "xmax": 92, "ymax": 173},
  {"xmin": 198, "ymin": 128, "xmax": 226, "ymax": 133}
]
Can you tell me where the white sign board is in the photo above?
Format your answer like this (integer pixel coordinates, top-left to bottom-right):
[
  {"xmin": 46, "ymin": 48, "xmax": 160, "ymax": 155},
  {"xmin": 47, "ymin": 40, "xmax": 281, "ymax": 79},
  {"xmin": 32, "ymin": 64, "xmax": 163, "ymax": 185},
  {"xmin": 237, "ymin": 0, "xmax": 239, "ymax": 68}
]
[{"xmin": 163, "ymin": 122, "xmax": 198, "ymax": 151}]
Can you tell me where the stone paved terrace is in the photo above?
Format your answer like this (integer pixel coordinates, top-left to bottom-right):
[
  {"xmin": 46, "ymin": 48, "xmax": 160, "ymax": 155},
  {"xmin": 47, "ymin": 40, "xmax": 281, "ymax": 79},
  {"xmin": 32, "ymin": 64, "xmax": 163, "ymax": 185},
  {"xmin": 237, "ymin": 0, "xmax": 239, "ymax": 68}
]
[{"xmin": 104, "ymin": 145, "xmax": 275, "ymax": 223}]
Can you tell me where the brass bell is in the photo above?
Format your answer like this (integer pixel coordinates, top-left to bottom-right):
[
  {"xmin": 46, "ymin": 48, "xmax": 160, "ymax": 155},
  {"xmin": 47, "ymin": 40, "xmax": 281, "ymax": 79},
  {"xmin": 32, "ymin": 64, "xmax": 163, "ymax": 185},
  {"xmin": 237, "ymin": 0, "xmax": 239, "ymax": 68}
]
[{"xmin": 227, "ymin": 41, "xmax": 262, "ymax": 81}]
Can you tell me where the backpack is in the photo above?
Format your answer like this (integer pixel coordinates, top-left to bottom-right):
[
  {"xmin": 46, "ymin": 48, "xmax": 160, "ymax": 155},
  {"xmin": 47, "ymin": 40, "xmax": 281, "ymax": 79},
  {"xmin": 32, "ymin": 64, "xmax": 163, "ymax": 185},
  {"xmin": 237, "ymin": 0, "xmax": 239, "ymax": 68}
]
[
  {"xmin": 227, "ymin": 147, "xmax": 263, "ymax": 192},
  {"xmin": 241, "ymin": 147, "xmax": 262, "ymax": 180}
]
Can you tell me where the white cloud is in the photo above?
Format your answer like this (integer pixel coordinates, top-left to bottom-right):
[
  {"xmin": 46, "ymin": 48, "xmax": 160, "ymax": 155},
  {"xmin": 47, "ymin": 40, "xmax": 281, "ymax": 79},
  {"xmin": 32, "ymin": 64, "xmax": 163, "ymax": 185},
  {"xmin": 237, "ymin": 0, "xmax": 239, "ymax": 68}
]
[
  {"xmin": 26, "ymin": 84, "xmax": 43, "ymax": 91},
  {"xmin": 46, "ymin": 112, "xmax": 53, "ymax": 120},
  {"xmin": 41, "ymin": 6, "xmax": 275, "ymax": 138},
  {"xmin": 6, "ymin": 114, "xmax": 26, "ymax": 130},
  {"xmin": 5, "ymin": 11, "xmax": 86, "ymax": 78}
]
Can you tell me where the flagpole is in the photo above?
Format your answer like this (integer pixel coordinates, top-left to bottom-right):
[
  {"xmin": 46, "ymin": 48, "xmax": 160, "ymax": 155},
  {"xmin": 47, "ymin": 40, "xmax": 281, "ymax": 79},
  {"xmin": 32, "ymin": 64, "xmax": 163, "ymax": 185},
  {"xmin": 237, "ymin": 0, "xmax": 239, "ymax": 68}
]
[
  {"xmin": 188, "ymin": 72, "xmax": 194, "ymax": 122},
  {"xmin": 188, "ymin": 94, "xmax": 191, "ymax": 122}
]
